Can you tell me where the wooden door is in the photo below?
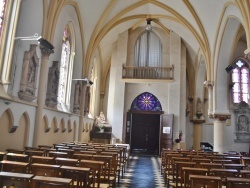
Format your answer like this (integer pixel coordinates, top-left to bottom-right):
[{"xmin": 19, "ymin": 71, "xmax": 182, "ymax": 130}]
[
  {"xmin": 131, "ymin": 113, "xmax": 160, "ymax": 155},
  {"xmin": 160, "ymin": 114, "xmax": 174, "ymax": 153}
]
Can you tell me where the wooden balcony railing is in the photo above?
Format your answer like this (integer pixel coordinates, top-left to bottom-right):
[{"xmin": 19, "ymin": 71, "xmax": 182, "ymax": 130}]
[{"xmin": 122, "ymin": 64, "xmax": 174, "ymax": 80}]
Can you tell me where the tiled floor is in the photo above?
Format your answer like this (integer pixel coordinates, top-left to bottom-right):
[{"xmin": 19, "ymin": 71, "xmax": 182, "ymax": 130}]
[{"xmin": 117, "ymin": 154, "xmax": 165, "ymax": 188}]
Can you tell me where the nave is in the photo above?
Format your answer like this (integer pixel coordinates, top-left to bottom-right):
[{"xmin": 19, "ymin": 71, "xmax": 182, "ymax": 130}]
[{"xmin": 118, "ymin": 155, "xmax": 164, "ymax": 188}]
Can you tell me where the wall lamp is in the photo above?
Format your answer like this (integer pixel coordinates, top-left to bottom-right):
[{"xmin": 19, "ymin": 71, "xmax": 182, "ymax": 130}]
[
  {"xmin": 15, "ymin": 33, "xmax": 54, "ymax": 53},
  {"xmin": 72, "ymin": 78, "xmax": 93, "ymax": 86}
]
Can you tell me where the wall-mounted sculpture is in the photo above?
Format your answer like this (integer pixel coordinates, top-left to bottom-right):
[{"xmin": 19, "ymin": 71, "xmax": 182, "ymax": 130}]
[
  {"xmin": 73, "ymin": 80, "xmax": 82, "ymax": 114},
  {"xmin": 234, "ymin": 101, "xmax": 250, "ymax": 143},
  {"xmin": 45, "ymin": 61, "xmax": 59, "ymax": 108},
  {"xmin": 18, "ymin": 44, "xmax": 39, "ymax": 102}
]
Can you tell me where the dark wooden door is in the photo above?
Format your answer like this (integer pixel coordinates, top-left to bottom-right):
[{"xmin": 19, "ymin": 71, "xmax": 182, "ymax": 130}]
[
  {"xmin": 131, "ymin": 113, "xmax": 160, "ymax": 155},
  {"xmin": 160, "ymin": 114, "xmax": 174, "ymax": 153}
]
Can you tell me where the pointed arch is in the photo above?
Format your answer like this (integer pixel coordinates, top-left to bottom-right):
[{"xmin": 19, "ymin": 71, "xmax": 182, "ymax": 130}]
[
  {"xmin": 20, "ymin": 112, "xmax": 30, "ymax": 147},
  {"xmin": 61, "ymin": 118, "xmax": 66, "ymax": 133},
  {"xmin": 43, "ymin": 115, "xmax": 50, "ymax": 133},
  {"xmin": 68, "ymin": 119, "xmax": 72, "ymax": 133},
  {"xmin": 53, "ymin": 117, "xmax": 59, "ymax": 133}
]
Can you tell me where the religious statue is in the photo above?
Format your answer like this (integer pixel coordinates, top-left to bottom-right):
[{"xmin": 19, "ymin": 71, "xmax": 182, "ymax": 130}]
[
  {"xmin": 94, "ymin": 112, "xmax": 111, "ymax": 129},
  {"xmin": 196, "ymin": 98, "xmax": 203, "ymax": 118}
]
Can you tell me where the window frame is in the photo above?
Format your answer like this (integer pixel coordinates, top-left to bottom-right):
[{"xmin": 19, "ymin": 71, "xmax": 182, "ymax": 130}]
[{"xmin": 230, "ymin": 58, "xmax": 250, "ymax": 105}]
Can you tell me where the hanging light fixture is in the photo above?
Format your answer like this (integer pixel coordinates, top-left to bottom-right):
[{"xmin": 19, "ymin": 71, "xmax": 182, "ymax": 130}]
[{"xmin": 145, "ymin": 18, "xmax": 152, "ymax": 31}]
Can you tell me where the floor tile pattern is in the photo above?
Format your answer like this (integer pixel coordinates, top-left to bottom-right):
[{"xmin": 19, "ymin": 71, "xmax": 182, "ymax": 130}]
[{"xmin": 117, "ymin": 155, "xmax": 165, "ymax": 188}]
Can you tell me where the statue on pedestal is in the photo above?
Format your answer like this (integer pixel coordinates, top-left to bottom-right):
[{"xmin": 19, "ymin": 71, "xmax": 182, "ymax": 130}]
[{"xmin": 94, "ymin": 112, "xmax": 111, "ymax": 132}]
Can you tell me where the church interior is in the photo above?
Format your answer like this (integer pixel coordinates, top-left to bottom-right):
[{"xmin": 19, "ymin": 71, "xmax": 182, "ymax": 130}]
[{"xmin": 1, "ymin": 0, "xmax": 250, "ymax": 187}]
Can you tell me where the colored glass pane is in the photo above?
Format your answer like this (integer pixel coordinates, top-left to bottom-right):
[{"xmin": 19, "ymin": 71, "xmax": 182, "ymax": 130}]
[
  {"xmin": 131, "ymin": 92, "xmax": 162, "ymax": 111},
  {"xmin": 0, "ymin": 0, "xmax": 6, "ymax": 36}
]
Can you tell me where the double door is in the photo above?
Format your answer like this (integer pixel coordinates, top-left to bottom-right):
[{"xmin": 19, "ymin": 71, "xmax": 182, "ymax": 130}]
[{"xmin": 130, "ymin": 113, "xmax": 160, "ymax": 155}]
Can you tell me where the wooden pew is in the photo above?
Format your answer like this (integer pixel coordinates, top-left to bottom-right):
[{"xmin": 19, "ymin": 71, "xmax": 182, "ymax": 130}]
[
  {"xmin": 189, "ymin": 175, "xmax": 222, "ymax": 188},
  {"xmin": 182, "ymin": 167, "xmax": 208, "ymax": 188},
  {"xmin": 6, "ymin": 153, "xmax": 29, "ymax": 162},
  {"xmin": 31, "ymin": 163, "xmax": 60, "ymax": 177},
  {"xmin": 55, "ymin": 157, "xmax": 79, "ymax": 166},
  {"xmin": 30, "ymin": 155, "xmax": 55, "ymax": 165},
  {"xmin": 210, "ymin": 168, "xmax": 238, "ymax": 185},
  {"xmin": 0, "ymin": 160, "xmax": 29, "ymax": 173},
  {"xmin": 0, "ymin": 171, "xmax": 34, "ymax": 188},
  {"xmin": 60, "ymin": 165, "xmax": 91, "ymax": 188},
  {"xmin": 31, "ymin": 175, "xmax": 72, "ymax": 188},
  {"xmin": 226, "ymin": 177, "xmax": 250, "ymax": 188}
]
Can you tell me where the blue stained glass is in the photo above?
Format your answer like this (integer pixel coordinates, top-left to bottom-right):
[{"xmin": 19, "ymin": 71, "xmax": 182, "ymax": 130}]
[{"xmin": 130, "ymin": 92, "xmax": 162, "ymax": 111}]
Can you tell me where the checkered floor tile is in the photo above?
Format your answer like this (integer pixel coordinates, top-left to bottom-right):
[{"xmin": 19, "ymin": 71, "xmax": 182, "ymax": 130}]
[{"xmin": 116, "ymin": 154, "xmax": 166, "ymax": 188}]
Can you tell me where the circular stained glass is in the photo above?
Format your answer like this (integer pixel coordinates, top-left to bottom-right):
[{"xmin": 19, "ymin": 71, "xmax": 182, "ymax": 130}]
[{"xmin": 131, "ymin": 92, "xmax": 162, "ymax": 111}]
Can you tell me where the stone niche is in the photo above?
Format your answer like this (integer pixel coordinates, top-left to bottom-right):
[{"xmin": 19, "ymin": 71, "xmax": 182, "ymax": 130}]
[
  {"xmin": 45, "ymin": 61, "xmax": 59, "ymax": 108},
  {"xmin": 233, "ymin": 101, "xmax": 250, "ymax": 143},
  {"xmin": 18, "ymin": 44, "xmax": 39, "ymax": 102}
]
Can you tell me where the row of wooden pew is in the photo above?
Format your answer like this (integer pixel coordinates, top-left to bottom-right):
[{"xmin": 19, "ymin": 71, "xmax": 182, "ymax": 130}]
[
  {"xmin": 0, "ymin": 142, "xmax": 130, "ymax": 188},
  {"xmin": 161, "ymin": 149, "xmax": 250, "ymax": 188}
]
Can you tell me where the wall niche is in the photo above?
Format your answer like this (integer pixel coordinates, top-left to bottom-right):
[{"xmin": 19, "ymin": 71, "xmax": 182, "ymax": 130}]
[{"xmin": 18, "ymin": 44, "xmax": 39, "ymax": 102}]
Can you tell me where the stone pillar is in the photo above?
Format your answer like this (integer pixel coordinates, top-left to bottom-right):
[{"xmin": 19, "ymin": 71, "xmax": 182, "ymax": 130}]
[
  {"xmin": 193, "ymin": 119, "xmax": 205, "ymax": 150},
  {"xmin": 33, "ymin": 47, "xmax": 53, "ymax": 147},
  {"xmin": 210, "ymin": 114, "xmax": 230, "ymax": 153}
]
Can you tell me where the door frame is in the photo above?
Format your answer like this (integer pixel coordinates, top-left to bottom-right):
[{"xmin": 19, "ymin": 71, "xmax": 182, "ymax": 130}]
[{"xmin": 127, "ymin": 110, "xmax": 164, "ymax": 155}]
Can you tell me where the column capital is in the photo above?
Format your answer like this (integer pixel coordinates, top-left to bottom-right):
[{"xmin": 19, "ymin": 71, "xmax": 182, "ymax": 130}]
[
  {"xmin": 204, "ymin": 81, "xmax": 214, "ymax": 88},
  {"xmin": 209, "ymin": 113, "xmax": 231, "ymax": 121},
  {"xmin": 193, "ymin": 118, "xmax": 205, "ymax": 124},
  {"xmin": 40, "ymin": 46, "xmax": 54, "ymax": 57}
]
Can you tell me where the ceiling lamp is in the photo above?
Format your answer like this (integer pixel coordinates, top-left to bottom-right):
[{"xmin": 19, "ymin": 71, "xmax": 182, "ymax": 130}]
[{"xmin": 145, "ymin": 18, "xmax": 152, "ymax": 31}]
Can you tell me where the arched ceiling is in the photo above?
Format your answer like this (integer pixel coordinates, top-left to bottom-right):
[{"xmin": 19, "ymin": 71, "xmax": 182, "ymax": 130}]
[{"xmin": 73, "ymin": 0, "xmax": 242, "ymax": 77}]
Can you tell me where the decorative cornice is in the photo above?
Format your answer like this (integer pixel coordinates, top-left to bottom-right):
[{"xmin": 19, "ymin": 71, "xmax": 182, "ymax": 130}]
[{"xmin": 209, "ymin": 113, "xmax": 231, "ymax": 121}]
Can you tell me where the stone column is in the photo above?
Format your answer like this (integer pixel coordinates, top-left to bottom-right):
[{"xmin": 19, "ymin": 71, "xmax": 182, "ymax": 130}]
[
  {"xmin": 210, "ymin": 114, "xmax": 230, "ymax": 153},
  {"xmin": 193, "ymin": 118, "xmax": 205, "ymax": 150},
  {"xmin": 33, "ymin": 47, "xmax": 53, "ymax": 147}
]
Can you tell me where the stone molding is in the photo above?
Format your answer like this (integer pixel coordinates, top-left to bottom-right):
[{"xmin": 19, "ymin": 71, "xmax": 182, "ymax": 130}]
[{"xmin": 208, "ymin": 113, "xmax": 231, "ymax": 121}]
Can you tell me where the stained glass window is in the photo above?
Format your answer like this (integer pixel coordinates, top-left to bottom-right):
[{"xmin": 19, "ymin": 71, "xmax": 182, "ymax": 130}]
[
  {"xmin": 0, "ymin": 0, "xmax": 6, "ymax": 37},
  {"xmin": 131, "ymin": 92, "xmax": 162, "ymax": 111},
  {"xmin": 231, "ymin": 60, "xmax": 249, "ymax": 104}
]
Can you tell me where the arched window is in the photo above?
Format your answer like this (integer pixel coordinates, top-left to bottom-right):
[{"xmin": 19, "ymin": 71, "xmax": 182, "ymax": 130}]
[
  {"xmin": 134, "ymin": 30, "xmax": 162, "ymax": 67},
  {"xmin": 0, "ymin": 0, "xmax": 7, "ymax": 38},
  {"xmin": 231, "ymin": 59, "xmax": 249, "ymax": 104},
  {"xmin": 58, "ymin": 23, "xmax": 75, "ymax": 109}
]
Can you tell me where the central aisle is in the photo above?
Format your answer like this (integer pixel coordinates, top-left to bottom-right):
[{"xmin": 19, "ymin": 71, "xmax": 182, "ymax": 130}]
[{"xmin": 117, "ymin": 155, "xmax": 165, "ymax": 188}]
